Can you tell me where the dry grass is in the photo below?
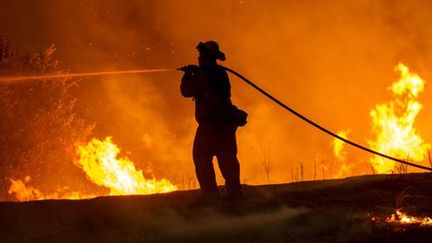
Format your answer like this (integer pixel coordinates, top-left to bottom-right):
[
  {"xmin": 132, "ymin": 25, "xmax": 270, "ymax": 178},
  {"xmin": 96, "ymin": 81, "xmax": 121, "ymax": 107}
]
[{"xmin": 2, "ymin": 173, "xmax": 432, "ymax": 242}]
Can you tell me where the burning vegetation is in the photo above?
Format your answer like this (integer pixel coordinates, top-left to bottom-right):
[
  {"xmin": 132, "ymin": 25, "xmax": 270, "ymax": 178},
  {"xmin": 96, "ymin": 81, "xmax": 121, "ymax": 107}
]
[
  {"xmin": 8, "ymin": 137, "xmax": 177, "ymax": 201},
  {"xmin": 386, "ymin": 210, "xmax": 432, "ymax": 226},
  {"xmin": 368, "ymin": 63, "xmax": 431, "ymax": 173},
  {"xmin": 329, "ymin": 63, "xmax": 431, "ymax": 177},
  {"xmin": 1, "ymin": 39, "xmax": 177, "ymax": 201},
  {"xmin": 76, "ymin": 137, "xmax": 176, "ymax": 196},
  {"xmin": 2, "ymin": 37, "xmax": 432, "ymax": 202},
  {"xmin": 371, "ymin": 209, "xmax": 432, "ymax": 231},
  {"xmin": 0, "ymin": 40, "xmax": 94, "ymax": 201},
  {"xmin": 331, "ymin": 130, "xmax": 352, "ymax": 178},
  {"xmin": 1, "ymin": 2, "xmax": 432, "ymax": 202},
  {"xmin": 2, "ymin": 1, "xmax": 432, "ymax": 241}
]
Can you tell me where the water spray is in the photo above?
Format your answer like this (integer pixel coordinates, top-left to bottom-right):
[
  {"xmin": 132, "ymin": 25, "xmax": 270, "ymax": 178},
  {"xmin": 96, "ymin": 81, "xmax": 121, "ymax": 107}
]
[{"xmin": 0, "ymin": 68, "xmax": 176, "ymax": 83}]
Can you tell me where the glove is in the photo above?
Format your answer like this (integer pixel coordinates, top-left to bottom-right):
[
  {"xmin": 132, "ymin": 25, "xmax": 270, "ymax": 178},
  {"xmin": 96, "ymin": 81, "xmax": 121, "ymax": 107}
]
[{"xmin": 177, "ymin": 65, "xmax": 199, "ymax": 73}]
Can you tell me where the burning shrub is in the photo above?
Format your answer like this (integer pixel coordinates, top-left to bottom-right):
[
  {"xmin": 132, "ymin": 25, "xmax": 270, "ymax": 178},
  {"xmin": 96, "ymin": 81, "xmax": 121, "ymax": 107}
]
[
  {"xmin": 368, "ymin": 64, "xmax": 431, "ymax": 173},
  {"xmin": 0, "ymin": 37, "xmax": 94, "ymax": 200}
]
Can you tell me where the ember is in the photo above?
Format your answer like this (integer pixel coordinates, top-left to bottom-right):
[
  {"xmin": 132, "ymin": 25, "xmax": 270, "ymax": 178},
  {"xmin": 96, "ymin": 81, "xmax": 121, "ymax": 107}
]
[{"xmin": 386, "ymin": 209, "xmax": 432, "ymax": 226}]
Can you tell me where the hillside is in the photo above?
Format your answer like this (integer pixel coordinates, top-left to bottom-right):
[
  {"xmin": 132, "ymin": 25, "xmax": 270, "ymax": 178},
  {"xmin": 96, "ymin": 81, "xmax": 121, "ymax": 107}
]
[{"xmin": 1, "ymin": 173, "xmax": 432, "ymax": 242}]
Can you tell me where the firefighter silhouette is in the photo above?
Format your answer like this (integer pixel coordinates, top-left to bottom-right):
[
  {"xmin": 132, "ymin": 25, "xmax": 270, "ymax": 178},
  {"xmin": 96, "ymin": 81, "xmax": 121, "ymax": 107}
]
[{"xmin": 179, "ymin": 41, "xmax": 246, "ymax": 200}]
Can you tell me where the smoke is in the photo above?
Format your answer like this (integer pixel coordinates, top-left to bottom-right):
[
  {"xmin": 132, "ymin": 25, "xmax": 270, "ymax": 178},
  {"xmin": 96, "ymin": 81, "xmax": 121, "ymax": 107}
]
[
  {"xmin": 146, "ymin": 207, "xmax": 372, "ymax": 242},
  {"xmin": 147, "ymin": 207, "xmax": 310, "ymax": 241},
  {"xmin": 2, "ymin": 0, "xmax": 432, "ymax": 197}
]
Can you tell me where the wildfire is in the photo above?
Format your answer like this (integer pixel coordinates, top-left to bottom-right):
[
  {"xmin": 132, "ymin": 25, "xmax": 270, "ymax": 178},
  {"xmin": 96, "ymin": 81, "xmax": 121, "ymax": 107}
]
[
  {"xmin": 332, "ymin": 130, "xmax": 353, "ymax": 178},
  {"xmin": 368, "ymin": 63, "xmax": 431, "ymax": 173},
  {"xmin": 332, "ymin": 130, "xmax": 349, "ymax": 161},
  {"xmin": 76, "ymin": 137, "xmax": 177, "ymax": 195},
  {"xmin": 8, "ymin": 137, "xmax": 177, "ymax": 201},
  {"xmin": 8, "ymin": 176, "xmax": 43, "ymax": 201},
  {"xmin": 386, "ymin": 209, "xmax": 432, "ymax": 226},
  {"xmin": 8, "ymin": 176, "xmax": 94, "ymax": 201}
]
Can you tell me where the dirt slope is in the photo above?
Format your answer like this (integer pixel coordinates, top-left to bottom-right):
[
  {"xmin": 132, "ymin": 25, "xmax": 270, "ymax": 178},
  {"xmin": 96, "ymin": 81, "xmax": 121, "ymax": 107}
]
[{"xmin": 1, "ymin": 173, "xmax": 432, "ymax": 242}]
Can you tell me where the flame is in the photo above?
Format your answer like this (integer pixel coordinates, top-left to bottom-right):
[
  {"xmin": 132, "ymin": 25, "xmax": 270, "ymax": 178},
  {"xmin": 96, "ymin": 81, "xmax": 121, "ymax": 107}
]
[
  {"xmin": 8, "ymin": 137, "xmax": 177, "ymax": 201},
  {"xmin": 331, "ymin": 130, "xmax": 353, "ymax": 178},
  {"xmin": 8, "ymin": 176, "xmax": 93, "ymax": 201},
  {"xmin": 75, "ymin": 137, "xmax": 177, "ymax": 195},
  {"xmin": 8, "ymin": 176, "xmax": 43, "ymax": 201},
  {"xmin": 386, "ymin": 209, "xmax": 432, "ymax": 226},
  {"xmin": 332, "ymin": 130, "xmax": 349, "ymax": 161},
  {"xmin": 368, "ymin": 63, "xmax": 431, "ymax": 173}
]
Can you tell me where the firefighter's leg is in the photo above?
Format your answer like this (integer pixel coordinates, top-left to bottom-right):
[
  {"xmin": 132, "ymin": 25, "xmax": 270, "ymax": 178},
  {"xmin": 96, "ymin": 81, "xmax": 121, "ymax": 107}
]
[
  {"xmin": 193, "ymin": 125, "xmax": 218, "ymax": 195},
  {"xmin": 216, "ymin": 128, "xmax": 242, "ymax": 198}
]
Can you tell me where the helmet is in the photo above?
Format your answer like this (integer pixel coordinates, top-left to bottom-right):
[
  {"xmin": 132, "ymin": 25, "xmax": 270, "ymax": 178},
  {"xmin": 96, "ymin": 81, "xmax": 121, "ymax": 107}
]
[{"xmin": 196, "ymin": 41, "xmax": 226, "ymax": 61}]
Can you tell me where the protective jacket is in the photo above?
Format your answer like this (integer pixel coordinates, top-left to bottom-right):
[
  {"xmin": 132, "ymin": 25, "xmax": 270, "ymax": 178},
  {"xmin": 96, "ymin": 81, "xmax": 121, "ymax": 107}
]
[{"xmin": 180, "ymin": 65, "xmax": 233, "ymax": 125}]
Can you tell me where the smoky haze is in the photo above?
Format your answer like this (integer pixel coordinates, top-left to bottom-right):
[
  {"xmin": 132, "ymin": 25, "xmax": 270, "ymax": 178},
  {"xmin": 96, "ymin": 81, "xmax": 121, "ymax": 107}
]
[{"xmin": 1, "ymin": 0, "xmax": 432, "ymax": 195}]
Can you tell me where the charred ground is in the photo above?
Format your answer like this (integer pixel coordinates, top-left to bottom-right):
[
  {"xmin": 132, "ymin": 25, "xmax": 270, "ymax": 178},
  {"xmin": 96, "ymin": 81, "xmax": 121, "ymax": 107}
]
[{"xmin": 1, "ymin": 173, "xmax": 432, "ymax": 242}]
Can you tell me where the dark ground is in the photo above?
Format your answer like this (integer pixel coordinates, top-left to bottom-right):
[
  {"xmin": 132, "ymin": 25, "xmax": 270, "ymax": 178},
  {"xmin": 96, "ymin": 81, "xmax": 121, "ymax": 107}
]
[{"xmin": 1, "ymin": 173, "xmax": 432, "ymax": 243}]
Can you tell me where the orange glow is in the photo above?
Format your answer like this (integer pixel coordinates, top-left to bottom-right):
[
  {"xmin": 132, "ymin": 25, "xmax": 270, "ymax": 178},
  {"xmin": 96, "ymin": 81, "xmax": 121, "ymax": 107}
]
[
  {"xmin": 386, "ymin": 209, "xmax": 432, "ymax": 226},
  {"xmin": 75, "ymin": 137, "xmax": 177, "ymax": 195},
  {"xmin": 8, "ymin": 176, "xmax": 94, "ymax": 201},
  {"xmin": 368, "ymin": 63, "xmax": 431, "ymax": 173}
]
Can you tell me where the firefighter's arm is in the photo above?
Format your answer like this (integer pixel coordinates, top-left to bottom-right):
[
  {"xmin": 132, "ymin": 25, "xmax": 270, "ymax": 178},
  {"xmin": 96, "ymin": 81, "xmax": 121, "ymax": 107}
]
[{"xmin": 179, "ymin": 65, "xmax": 200, "ymax": 98}]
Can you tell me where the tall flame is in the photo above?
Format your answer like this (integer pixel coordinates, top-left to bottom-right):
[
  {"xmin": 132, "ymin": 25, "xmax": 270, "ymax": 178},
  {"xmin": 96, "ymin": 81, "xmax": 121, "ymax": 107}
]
[
  {"xmin": 76, "ymin": 137, "xmax": 177, "ymax": 195},
  {"xmin": 368, "ymin": 63, "xmax": 431, "ymax": 173}
]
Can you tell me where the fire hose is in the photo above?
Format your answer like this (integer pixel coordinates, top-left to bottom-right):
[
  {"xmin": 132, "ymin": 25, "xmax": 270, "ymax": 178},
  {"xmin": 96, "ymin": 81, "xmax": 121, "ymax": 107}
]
[
  {"xmin": 222, "ymin": 66, "xmax": 432, "ymax": 172},
  {"xmin": 2, "ymin": 66, "xmax": 432, "ymax": 171}
]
